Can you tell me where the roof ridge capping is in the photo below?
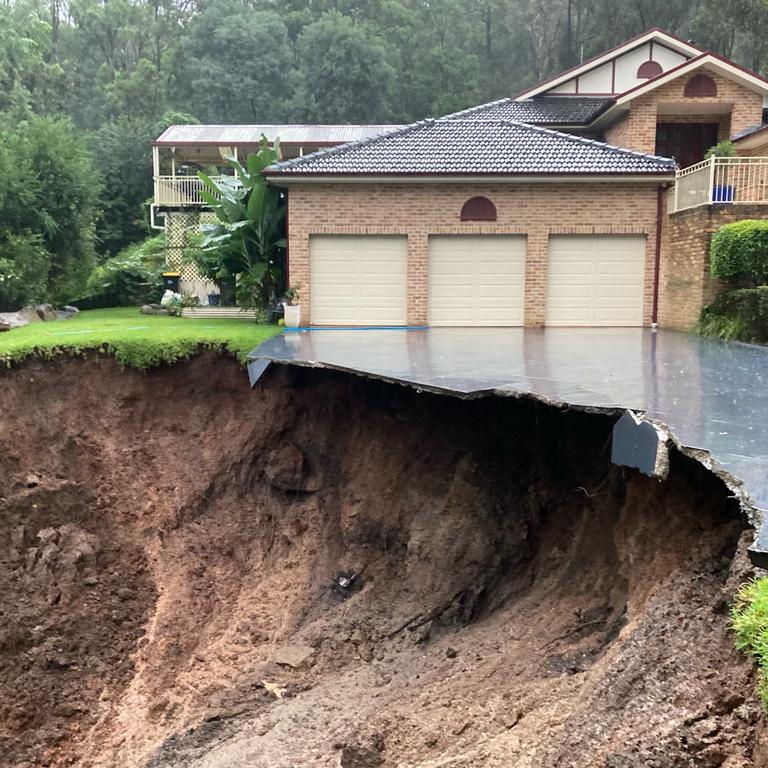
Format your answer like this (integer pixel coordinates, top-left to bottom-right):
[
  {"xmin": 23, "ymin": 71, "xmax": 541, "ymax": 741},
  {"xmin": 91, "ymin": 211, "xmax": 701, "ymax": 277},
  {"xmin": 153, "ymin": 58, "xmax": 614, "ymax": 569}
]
[
  {"xmin": 264, "ymin": 120, "xmax": 435, "ymax": 171},
  {"xmin": 439, "ymin": 118, "xmax": 677, "ymax": 166}
]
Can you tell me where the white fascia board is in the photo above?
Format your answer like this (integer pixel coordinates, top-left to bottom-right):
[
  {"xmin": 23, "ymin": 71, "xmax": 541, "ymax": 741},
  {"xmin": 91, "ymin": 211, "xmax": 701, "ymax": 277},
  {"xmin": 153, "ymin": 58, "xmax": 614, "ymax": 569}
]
[
  {"xmin": 266, "ymin": 175, "xmax": 674, "ymax": 185},
  {"xmin": 516, "ymin": 30, "xmax": 701, "ymax": 100}
]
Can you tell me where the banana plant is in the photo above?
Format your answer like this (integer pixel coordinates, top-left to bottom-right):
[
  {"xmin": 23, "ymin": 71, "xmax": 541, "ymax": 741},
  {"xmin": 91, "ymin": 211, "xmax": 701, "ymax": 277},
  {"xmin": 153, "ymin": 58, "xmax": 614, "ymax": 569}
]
[{"xmin": 194, "ymin": 136, "xmax": 286, "ymax": 308}]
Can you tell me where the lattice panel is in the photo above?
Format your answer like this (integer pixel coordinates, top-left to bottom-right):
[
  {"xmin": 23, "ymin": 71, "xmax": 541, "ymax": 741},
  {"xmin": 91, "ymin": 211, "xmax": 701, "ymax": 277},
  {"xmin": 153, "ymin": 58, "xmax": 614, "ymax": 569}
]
[{"xmin": 164, "ymin": 211, "xmax": 204, "ymax": 281}]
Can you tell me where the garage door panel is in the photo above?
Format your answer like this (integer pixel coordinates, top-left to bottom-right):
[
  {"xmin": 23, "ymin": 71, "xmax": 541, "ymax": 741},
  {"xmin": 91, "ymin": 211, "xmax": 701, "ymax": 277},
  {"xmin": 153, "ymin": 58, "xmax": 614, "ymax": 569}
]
[
  {"xmin": 310, "ymin": 236, "xmax": 407, "ymax": 325},
  {"xmin": 547, "ymin": 235, "xmax": 645, "ymax": 327},
  {"xmin": 428, "ymin": 236, "xmax": 525, "ymax": 326}
]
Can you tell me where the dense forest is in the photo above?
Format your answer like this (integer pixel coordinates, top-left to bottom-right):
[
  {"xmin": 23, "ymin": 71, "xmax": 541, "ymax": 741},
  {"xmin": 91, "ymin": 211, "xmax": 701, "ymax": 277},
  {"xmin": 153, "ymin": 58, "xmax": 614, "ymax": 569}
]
[{"xmin": 1, "ymin": 0, "xmax": 768, "ymax": 308}]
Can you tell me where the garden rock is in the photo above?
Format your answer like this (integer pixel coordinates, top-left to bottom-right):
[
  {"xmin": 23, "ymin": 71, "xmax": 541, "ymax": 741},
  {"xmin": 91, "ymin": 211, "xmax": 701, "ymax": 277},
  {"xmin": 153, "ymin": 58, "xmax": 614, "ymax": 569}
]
[
  {"xmin": 56, "ymin": 306, "xmax": 79, "ymax": 320},
  {"xmin": 141, "ymin": 304, "xmax": 168, "ymax": 316},
  {"xmin": 35, "ymin": 303, "xmax": 57, "ymax": 321},
  {"xmin": 0, "ymin": 312, "xmax": 29, "ymax": 329},
  {"xmin": 0, "ymin": 322, "xmax": 10, "ymax": 332},
  {"xmin": 18, "ymin": 306, "xmax": 43, "ymax": 324}
]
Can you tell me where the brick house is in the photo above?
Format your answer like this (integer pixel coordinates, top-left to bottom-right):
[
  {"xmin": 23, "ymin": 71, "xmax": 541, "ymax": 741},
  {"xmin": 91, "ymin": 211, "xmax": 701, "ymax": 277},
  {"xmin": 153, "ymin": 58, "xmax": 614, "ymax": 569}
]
[{"xmin": 261, "ymin": 29, "xmax": 768, "ymax": 329}]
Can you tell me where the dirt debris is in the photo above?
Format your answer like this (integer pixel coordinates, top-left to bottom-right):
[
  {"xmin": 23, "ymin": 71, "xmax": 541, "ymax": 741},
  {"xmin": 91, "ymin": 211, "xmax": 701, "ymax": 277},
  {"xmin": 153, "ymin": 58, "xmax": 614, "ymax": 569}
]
[{"xmin": 0, "ymin": 352, "xmax": 766, "ymax": 767}]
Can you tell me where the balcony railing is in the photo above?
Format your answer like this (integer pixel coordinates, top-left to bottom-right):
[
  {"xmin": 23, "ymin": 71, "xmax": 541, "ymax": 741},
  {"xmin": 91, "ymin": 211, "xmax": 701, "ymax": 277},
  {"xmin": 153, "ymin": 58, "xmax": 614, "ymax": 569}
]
[
  {"xmin": 154, "ymin": 175, "xmax": 239, "ymax": 206},
  {"xmin": 670, "ymin": 156, "xmax": 768, "ymax": 213}
]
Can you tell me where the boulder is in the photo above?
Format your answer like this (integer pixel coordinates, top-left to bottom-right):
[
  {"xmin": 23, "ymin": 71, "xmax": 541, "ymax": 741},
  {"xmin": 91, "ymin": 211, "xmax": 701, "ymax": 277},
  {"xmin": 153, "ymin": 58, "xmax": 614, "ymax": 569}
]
[
  {"xmin": 0, "ymin": 312, "xmax": 29, "ymax": 329},
  {"xmin": 35, "ymin": 303, "xmax": 57, "ymax": 321},
  {"xmin": 0, "ymin": 322, "xmax": 10, "ymax": 332},
  {"xmin": 17, "ymin": 306, "xmax": 42, "ymax": 324},
  {"xmin": 55, "ymin": 306, "xmax": 79, "ymax": 321},
  {"xmin": 141, "ymin": 304, "xmax": 168, "ymax": 316}
]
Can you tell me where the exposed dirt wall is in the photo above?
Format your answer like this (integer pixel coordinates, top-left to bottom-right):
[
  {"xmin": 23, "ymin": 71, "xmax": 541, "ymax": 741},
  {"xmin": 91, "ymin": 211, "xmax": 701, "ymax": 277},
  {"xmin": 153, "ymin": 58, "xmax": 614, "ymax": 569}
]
[{"xmin": 0, "ymin": 354, "xmax": 765, "ymax": 767}]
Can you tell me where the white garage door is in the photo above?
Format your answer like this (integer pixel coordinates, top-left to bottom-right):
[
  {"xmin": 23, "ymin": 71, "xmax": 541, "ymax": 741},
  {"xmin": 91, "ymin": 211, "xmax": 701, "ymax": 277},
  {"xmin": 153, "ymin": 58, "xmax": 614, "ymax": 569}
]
[
  {"xmin": 428, "ymin": 236, "xmax": 525, "ymax": 326},
  {"xmin": 546, "ymin": 235, "xmax": 646, "ymax": 326},
  {"xmin": 309, "ymin": 235, "xmax": 407, "ymax": 325}
]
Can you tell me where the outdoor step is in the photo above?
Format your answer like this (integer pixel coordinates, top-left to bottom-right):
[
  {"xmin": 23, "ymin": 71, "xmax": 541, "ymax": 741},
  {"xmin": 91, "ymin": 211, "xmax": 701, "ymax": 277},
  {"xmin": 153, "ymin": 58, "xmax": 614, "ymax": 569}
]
[{"xmin": 181, "ymin": 308, "xmax": 261, "ymax": 319}]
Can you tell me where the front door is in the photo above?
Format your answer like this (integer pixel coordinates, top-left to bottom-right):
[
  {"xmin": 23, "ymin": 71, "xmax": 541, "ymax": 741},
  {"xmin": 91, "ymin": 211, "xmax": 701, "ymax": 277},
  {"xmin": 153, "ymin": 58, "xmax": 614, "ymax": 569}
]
[{"xmin": 655, "ymin": 123, "xmax": 719, "ymax": 168}]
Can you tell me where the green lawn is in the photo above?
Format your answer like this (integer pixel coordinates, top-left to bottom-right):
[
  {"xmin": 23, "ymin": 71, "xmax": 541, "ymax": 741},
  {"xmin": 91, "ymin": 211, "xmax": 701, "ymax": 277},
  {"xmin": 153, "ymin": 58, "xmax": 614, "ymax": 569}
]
[{"xmin": 0, "ymin": 307, "xmax": 281, "ymax": 369}]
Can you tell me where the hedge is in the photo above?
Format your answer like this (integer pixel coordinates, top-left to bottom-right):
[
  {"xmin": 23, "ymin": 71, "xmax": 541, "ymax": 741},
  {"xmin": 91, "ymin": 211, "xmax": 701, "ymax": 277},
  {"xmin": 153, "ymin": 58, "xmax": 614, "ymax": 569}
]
[
  {"xmin": 711, "ymin": 220, "xmax": 768, "ymax": 283},
  {"xmin": 698, "ymin": 287, "xmax": 768, "ymax": 342}
]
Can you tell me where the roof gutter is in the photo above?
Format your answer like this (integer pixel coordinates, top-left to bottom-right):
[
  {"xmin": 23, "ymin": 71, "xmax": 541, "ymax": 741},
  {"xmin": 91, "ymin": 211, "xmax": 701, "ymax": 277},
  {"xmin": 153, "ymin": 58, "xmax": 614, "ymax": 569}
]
[{"xmin": 265, "ymin": 173, "xmax": 675, "ymax": 185}]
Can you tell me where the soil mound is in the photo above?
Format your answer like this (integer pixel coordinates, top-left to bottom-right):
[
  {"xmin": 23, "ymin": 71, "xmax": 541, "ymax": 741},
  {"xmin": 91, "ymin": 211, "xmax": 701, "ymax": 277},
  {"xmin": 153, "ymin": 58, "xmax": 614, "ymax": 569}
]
[{"xmin": 0, "ymin": 353, "xmax": 765, "ymax": 767}]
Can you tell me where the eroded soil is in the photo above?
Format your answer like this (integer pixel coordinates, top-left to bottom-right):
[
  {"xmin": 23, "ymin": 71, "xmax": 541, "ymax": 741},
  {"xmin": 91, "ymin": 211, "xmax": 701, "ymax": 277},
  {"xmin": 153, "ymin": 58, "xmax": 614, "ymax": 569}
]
[{"xmin": 0, "ymin": 353, "xmax": 765, "ymax": 767}]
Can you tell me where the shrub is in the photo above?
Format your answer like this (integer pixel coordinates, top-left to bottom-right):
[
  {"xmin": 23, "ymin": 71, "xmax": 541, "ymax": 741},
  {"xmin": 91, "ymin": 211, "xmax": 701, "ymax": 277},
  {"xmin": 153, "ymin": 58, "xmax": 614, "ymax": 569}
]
[
  {"xmin": 711, "ymin": 220, "xmax": 768, "ymax": 284},
  {"xmin": 83, "ymin": 236, "xmax": 165, "ymax": 306},
  {"xmin": 697, "ymin": 287, "xmax": 768, "ymax": 342},
  {"xmin": 0, "ymin": 232, "xmax": 51, "ymax": 311},
  {"xmin": 705, "ymin": 139, "xmax": 737, "ymax": 159},
  {"xmin": 732, "ymin": 577, "xmax": 768, "ymax": 708}
]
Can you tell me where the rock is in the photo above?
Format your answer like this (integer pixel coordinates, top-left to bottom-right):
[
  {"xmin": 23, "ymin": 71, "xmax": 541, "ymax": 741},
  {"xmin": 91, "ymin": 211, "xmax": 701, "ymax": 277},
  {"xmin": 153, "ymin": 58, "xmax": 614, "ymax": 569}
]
[
  {"xmin": 0, "ymin": 322, "xmax": 9, "ymax": 332},
  {"xmin": 55, "ymin": 308, "xmax": 77, "ymax": 321},
  {"xmin": 0, "ymin": 312, "xmax": 29, "ymax": 329},
  {"xmin": 273, "ymin": 643, "xmax": 316, "ymax": 669},
  {"xmin": 35, "ymin": 303, "xmax": 57, "ymax": 321},
  {"xmin": 445, "ymin": 647, "xmax": 458, "ymax": 659},
  {"xmin": 264, "ymin": 442, "xmax": 322, "ymax": 492},
  {"xmin": 17, "ymin": 306, "xmax": 42, "ymax": 324},
  {"xmin": 141, "ymin": 304, "xmax": 168, "ymax": 316},
  {"xmin": 62, "ymin": 305, "xmax": 79, "ymax": 315}
]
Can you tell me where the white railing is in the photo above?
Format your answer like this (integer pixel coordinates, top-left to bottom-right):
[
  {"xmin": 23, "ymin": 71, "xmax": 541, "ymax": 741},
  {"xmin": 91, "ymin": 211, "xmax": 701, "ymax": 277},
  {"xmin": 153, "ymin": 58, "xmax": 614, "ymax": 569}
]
[
  {"xmin": 670, "ymin": 156, "xmax": 768, "ymax": 213},
  {"xmin": 153, "ymin": 175, "xmax": 237, "ymax": 206}
]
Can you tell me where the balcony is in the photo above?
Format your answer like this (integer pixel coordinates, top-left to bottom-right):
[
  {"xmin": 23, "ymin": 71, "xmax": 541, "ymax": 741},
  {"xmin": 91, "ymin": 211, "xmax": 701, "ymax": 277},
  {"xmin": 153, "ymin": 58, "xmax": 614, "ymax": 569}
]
[
  {"xmin": 154, "ymin": 175, "xmax": 238, "ymax": 207},
  {"xmin": 669, "ymin": 156, "xmax": 768, "ymax": 213}
]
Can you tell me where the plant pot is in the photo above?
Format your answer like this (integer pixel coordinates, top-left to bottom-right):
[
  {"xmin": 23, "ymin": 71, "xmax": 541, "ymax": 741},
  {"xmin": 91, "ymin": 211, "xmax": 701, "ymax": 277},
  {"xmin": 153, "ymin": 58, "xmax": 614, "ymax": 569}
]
[
  {"xmin": 284, "ymin": 304, "xmax": 301, "ymax": 328},
  {"xmin": 713, "ymin": 185, "xmax": 734, "ymax": 202}
]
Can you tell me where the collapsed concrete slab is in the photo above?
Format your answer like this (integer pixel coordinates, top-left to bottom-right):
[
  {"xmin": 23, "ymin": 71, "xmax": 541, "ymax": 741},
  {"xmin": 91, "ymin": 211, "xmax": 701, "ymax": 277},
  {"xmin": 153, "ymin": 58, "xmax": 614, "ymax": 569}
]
[{"xmin": 249, "ymin": 327, "xmax": 768, "ymax": 568}]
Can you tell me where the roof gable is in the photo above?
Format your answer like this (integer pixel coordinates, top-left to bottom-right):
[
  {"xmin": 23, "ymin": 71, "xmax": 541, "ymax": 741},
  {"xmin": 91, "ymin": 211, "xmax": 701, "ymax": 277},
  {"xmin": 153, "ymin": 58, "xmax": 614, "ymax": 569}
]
[
  {"xmin": 517, "ymin": 29, "xmax": 702, "ymax": 99},
  {"xmin": 265, "ymin": 119, "xmax": 676, "ymax": 179}
]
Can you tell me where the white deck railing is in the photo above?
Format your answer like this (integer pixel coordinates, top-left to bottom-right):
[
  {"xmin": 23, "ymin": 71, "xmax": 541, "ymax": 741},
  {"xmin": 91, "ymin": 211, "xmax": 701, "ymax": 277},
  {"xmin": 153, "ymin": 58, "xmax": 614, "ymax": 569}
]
[
  {"xmin": 670, "ymin": 156, "xmax": 768, "ymax": 213},
  {"xmin": 154, "ymin": 175, "xmax": 238, "ymax": 206}
]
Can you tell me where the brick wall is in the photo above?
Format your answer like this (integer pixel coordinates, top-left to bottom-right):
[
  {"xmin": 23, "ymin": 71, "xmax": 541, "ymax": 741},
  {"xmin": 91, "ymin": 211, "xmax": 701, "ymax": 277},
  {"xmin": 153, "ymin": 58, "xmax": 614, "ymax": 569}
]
[
  {"xmin": 604, "ymin": 69, "xmax": 764, "ymax": 155},
  {"xmin": 658, "ymin": 204, "xmax": 768, "ymax": 330},
  {"xmin": 287, "ymin": 182, "xmax": 661, "ymax": 326}
]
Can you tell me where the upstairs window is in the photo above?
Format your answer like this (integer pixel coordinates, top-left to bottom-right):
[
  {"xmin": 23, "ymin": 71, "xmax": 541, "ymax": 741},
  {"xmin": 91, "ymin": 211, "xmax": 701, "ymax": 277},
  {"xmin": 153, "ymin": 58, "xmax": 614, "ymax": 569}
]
[
  {"xmin": 460, "ymin": 196, "xmax": 497, "ymax": 221},
  {"xmin": 684, "ymin": 73, "xmax": 718, "ymax": 97},
  {"xmin": 637, "ymin": 60, "xmax": 663, "ymax": 79}
]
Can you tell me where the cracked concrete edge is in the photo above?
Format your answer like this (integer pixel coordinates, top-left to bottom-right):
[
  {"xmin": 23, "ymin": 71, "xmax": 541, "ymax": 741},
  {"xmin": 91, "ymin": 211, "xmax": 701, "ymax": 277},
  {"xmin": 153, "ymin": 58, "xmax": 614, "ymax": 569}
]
[{"xmin": 252, "ymin": 356, "xmax": 768, "ymax": 570}]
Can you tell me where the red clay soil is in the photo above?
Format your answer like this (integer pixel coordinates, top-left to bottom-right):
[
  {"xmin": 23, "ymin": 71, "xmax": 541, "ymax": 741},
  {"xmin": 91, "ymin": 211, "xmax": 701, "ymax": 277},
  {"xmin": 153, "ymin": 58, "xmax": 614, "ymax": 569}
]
[{"xmin": 0, "ymin": 353, "xmax": 766, "ymax": 768}]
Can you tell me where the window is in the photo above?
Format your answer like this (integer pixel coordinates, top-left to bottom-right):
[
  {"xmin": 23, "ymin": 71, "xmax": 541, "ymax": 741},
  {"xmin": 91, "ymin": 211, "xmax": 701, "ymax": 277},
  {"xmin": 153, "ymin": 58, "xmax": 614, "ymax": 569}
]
[
  {"xmin": 637, "ymin": 60, "xmax": 663, "ymax": 79},
  {"xmin": 684, "ymin": 73, "xmax": 717, "ymax": 97},
  {"xmin": 460, "ymin": 196, "xmax": 497, "ymax": 221}
]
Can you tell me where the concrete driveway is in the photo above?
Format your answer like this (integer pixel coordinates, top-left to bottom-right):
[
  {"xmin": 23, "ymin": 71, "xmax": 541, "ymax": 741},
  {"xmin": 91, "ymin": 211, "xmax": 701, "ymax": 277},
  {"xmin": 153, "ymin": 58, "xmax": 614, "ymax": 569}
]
[{"xmin": 250, "ymin": 327, "xmax": 768, "ymax": 557}]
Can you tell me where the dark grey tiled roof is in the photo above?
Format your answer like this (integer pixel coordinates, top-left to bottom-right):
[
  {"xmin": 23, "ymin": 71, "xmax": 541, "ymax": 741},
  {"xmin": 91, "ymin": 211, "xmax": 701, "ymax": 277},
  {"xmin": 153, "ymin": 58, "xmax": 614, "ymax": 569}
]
[
  {"xmin": 265, "ymin": 119, "xmax": 676, "ymax": 177},
  {"xmin": 448, "ymin": 96, "xmax": 615, "ymax": 125}
]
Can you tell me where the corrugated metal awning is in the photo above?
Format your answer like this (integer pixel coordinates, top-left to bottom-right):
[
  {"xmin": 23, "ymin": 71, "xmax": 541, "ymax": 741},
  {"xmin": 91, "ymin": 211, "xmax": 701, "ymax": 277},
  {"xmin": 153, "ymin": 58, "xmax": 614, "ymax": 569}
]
[{"xmin": 155, "ymin": 124, "xmax": 405, "ymax": 146}]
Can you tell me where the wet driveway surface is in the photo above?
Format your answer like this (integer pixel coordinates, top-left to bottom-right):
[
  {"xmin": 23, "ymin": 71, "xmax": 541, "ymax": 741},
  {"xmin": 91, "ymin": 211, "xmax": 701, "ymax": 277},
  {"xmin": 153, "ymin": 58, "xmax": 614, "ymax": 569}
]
[{"xmin": 250, "ymin": 327, "xmax": 768, "ymax": 549}]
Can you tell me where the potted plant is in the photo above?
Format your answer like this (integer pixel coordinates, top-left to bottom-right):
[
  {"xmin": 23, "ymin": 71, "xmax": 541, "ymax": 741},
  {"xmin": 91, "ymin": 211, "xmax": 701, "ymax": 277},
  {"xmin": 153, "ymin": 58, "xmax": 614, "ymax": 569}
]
[
  {"xmin": 282, "ymin": 284, "xmax": 301, "ymax": 328},
  {"xmin": 705, "ymin": 140, "xmax": 737, "ymax": 202}
]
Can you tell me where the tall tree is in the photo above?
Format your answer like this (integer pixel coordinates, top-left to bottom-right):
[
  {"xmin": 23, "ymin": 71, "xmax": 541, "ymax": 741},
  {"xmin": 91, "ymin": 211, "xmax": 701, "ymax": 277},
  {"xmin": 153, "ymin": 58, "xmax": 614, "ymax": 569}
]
[
  {"xmin": 295, "ymin": 10, "xmax": 396, "ymax": 122},
  {"xmin": 181, "ymin": 0, "xmax": 293, "ymax": 123}
]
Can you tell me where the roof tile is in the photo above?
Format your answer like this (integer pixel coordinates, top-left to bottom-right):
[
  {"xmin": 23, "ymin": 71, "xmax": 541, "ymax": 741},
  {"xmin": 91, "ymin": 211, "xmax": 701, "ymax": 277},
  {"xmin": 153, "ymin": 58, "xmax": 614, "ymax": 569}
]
[{"xmin": 265, "ymin": 119, "xmax": 677, "ymax": 177}]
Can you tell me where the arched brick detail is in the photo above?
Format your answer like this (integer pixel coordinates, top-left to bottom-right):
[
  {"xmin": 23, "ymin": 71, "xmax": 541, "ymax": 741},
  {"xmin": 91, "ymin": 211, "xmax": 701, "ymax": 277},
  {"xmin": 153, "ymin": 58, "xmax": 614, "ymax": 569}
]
[
  {"xmin": 460, "ymin": 196, "xmax": 497, "ymax": 221},
  {"xmin": 637, "ymin": 60, "xmax": 663, "ymax": 79},
  {"xmin": 684, "ymin": 73, "xmax": 717, "ymax": 97}
]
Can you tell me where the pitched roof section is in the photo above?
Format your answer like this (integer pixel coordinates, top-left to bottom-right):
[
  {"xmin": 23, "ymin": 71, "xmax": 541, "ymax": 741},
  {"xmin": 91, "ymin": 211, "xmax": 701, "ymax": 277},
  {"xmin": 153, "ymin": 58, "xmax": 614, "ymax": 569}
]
[
  {"xmin": 448, "ymin": 96, "xmax": 615, "ymax": 126},
  {"xmin": 265, "ymin": 119, "xmax": 676, "ymax": 178},
  {"xmin": 155, "ymin": 124, "xmax": 405, "ymax": 146}
]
